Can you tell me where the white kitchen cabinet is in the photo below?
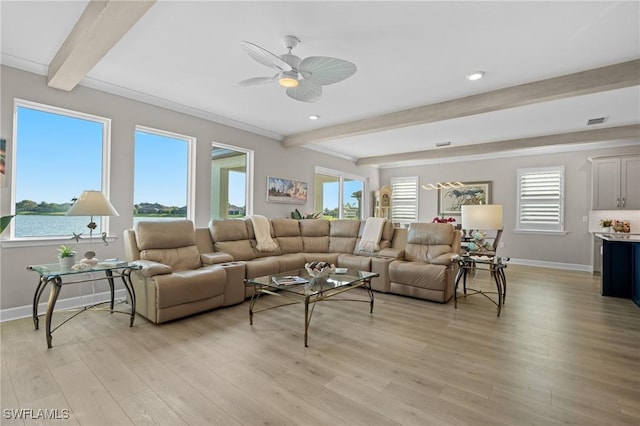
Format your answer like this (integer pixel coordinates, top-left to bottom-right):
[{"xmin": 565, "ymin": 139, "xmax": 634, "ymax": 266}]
[{"xmin": 592, "ymin": 156, "xmax": 640, "ymax": 210}]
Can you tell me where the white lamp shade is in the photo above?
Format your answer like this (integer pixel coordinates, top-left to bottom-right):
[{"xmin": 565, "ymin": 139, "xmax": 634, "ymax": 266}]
[
  {"xmin": 66, "ymin": 190, "xmax": 119, "ymax": 217},
  {"xmin": 461, "ymin": 204, "xmax": 503, "ymax": 230}
]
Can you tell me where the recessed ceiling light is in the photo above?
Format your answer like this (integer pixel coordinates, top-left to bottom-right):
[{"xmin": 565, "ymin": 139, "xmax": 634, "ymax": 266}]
[
  {"xmin": 309, "ymin": 114, "xmax": 320, "ymax": 120},
  {"xmin": 466, "ymin": 71, "xmax": 485, "ymax": 81}
]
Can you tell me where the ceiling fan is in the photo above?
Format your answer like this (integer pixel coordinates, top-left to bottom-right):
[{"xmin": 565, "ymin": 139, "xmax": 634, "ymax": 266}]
[{"xmin": 234, "ymin": 35, "xmax": 357, "ymax": 103}]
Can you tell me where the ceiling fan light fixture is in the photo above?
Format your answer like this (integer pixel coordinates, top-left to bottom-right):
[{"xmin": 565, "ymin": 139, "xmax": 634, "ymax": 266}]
[
  {"xmin": 279, "ymin": 71, "xmax": 299, "ymax": 88},
  {"xmin": 466, "ymin": 71, "xmax": 485, "ymax": 81}
]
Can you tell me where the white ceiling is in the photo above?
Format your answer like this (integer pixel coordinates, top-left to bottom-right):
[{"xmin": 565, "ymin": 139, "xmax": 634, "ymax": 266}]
[{"xmin": 2, "ymin": 0, "xmax": 639, "ymax": 167}]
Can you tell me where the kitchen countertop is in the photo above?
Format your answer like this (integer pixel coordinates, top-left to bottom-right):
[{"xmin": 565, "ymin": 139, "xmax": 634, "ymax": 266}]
[{"xmin": 595, "ymin": 233, "xmax": 640, "ymax": 243}]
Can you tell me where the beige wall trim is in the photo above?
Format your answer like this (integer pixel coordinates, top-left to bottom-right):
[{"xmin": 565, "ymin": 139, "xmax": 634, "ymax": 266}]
[
  {"xmin": 283, "ymin": 60, "xmax": 640, "ymax": 148},
  {"xmin": 356, "ymin": 125, "xmax": 640, "ymax": 166},
  {"xmin": 48, "ymin": 0, "xmax": 156, "ymax": 91}
]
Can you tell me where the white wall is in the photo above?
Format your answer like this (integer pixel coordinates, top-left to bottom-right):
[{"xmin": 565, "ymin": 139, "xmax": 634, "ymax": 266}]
[
  {"xmin": 380, "ymin": 145, "xmax": 640, "ymax": 270},
  {"xmin": 0, "ymin": 65, "xmax": 379, "ymax": 314}
]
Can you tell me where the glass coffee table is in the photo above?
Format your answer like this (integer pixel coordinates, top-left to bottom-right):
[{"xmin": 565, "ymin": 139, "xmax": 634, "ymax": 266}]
[{"xmin": 246, "ymin": 268, "xmax": 378, "ymax": 347}]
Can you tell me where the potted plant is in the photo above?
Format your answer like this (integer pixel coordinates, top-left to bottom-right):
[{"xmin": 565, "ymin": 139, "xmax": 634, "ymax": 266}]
[
  {"xmin": 599, "ymin": 219, "xmax": 613, "ymax": 232},
  {"xmin": 57, "ymin": 245, "xmax": 76, "ymax": 269}
]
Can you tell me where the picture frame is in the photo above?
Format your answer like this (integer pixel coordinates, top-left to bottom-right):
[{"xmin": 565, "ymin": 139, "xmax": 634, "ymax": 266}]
[
  {"xmin": 438, "ymin": 181, "xmax": 492, "ymax": 215},
  {"xmin": 267, "ymin": 176, "xmax": 308, "ymax": 204}
]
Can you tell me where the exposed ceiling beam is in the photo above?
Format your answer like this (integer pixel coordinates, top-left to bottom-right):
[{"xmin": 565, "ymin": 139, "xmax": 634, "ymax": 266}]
[
  {"xmin": 283, "ymin": 60, "xmax": 640, "ymax": 148},
  {"xmin": 48, "ymin": 0, "xmax": 156, "ymax": 91},
  {"xmin": 356, "ymin": 125, "xmax": 640, "ymax": 166}
]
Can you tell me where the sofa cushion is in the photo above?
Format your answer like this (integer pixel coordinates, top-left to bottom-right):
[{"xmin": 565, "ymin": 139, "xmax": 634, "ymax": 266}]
[
  {"xmin": 404, "ymin": 223, "xmax": 455, "ymax": 263},
  {"xmin": 210, "ymin": 219, "xmax": 250, "ymax": 241},
  {"xmin": 155, "ymin": 267, "xmax": 227, "ymax": 309},
  {"xmin": 389, "ymin": 260, "xmax": 448, "ymax": 291},
  {"xmin": 136, "ymin": 220, "xmax": 196, "ymax": 250},
  {"xmin": 214, "ymin": 240, "xmax": 256, "ymax": 261},
  {"xmin": 272, "ymin": 218, "xmax": 304, "ymax": 254},
  {"xmin": 337, "ymin": 253, "xmax": 371, "ymax": 271},
  {"xmin": 329, "ymin": 220, "xmax": 359, "ymax": 253},
  {"xmin": 140, "ymin": 245, "xmax": 202, "ymax": 271},
  {"xmin": 300, "ymin": 220, "xmax": 330, "ymax": 252},
  {"xmin": 209, "ymin": 219, "xmax": 256, "ymax": 261}
]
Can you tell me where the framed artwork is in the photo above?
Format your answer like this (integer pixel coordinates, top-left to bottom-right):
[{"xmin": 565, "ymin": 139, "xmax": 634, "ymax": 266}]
[
  {"xmin": 267, "ymin": 176, "xmax": 308, "ymax": 204},
  {"xmin": 438, "ymin": 181, "xmax": 491, "ymax": 215}
]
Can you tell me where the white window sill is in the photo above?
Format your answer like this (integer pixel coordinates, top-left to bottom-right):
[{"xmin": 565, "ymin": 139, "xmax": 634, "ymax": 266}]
[
  {"xmin": 1, "ymin": 236, "xmax": 117, "ymax": 249},
  {"xmin": 513, "ymin": 229, "xmax": 567, "ymax": 236}
]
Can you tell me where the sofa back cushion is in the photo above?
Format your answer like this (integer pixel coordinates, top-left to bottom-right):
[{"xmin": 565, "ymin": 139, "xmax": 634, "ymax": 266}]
[
  {"xmin": 404, "ymin": 223, "xmax": 455, "ymax": 263},
  {"xmin": 209, "ymin": 219, "xmax": 256, "ymax": 261},
  {"xmin": 136, "ymin": 220, "xmax": 202, "ymax": 270},
  {"xmin": 329, "ymin": 220, "xmax": 359, "ymax": 253},
  {"xmin": 300, "ymin": 219, "xmax": 330, "ymax": 252},
  {"xmin": 272, "ymin": 218, "xmax": 304, "ymax": 254}
]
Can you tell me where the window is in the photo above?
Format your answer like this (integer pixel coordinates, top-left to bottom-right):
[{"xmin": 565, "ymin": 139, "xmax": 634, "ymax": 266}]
[
  {"xmin": 134, "ymin": 127, "xmax": 193, "ymax": 224},
  {"xmin": 314, "ymin": 167, "xmax": 365, "ymax": 220},
  {"xmin": 12, "ymin": 100, "xmax": 110, "ymax": 238},
  {"xmin": 390, "ymin": 176, "xmax": 418, "ymax": 224},
  {"xmin": 211, "ymin": 143, "xmax": 253, "ymax": 219},
  {"xmin": 517, "ymin": 166, "xmax": 564, "ymax": 232}
]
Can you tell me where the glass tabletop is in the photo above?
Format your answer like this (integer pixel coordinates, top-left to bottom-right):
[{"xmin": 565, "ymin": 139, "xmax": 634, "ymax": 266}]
[
  {"xmin": 27, "ymin": 261, "xmax": 139, "ymax": 277},
  {"xmin": 246, "ymin": 268, "xmax": 378, "ymax": 296}
]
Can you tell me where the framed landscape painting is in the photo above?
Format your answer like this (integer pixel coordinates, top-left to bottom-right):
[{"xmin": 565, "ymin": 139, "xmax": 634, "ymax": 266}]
[
  {"xmin": 438, "ymin": 181, "xmax": 491, "ymax": 215},
  {"xmin": 267, "ymin": 176, "xmax": 308, "ymax": 204}
]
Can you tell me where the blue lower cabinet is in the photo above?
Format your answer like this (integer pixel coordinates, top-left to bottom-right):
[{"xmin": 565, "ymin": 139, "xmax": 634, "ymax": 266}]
[
  {"xmin": 633, "ymin": 244, "xmax": 640, "ymax": 307},
  {"xmin": 601, "ymin": 238, "xmax": 636, "ymax": 301}
]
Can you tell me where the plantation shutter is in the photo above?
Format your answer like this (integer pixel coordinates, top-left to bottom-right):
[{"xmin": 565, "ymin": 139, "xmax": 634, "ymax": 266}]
[
  {"xmin": 390, "ymin": 176, "xmax": 418, "ymax": 224},
  {"xmin": 517, "ymin": 166, "xmax": 564, "ymax": 232}
]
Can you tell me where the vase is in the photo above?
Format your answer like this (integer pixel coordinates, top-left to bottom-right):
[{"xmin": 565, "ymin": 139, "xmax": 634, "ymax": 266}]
[{"xmin": 59, "ymin": 255, "xmax": 75, "ymax": 270}]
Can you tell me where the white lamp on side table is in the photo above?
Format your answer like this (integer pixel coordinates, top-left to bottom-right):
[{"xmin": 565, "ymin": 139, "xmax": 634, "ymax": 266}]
[
  {"xmin": 66, "ymin": 190, "xmax": 119, "ymax": 264},
  {"xmin": 461, "ymin": 204, "xmax": 503, "ymax": 255}
]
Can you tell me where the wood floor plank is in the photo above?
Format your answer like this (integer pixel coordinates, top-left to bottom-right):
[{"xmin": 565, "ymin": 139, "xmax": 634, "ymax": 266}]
[{"xmin": 1, "ymin": 265, "xmax": 638, "ymax": 425}]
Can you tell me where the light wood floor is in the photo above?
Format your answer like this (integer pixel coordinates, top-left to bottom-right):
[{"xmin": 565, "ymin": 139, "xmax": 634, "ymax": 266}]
[{"xmin": 1, "ymin": 265, "xmax": 639, "ymax": 426}]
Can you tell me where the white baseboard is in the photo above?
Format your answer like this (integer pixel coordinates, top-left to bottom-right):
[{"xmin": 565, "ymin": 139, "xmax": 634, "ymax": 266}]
[
  {"xmin": 507, "ymin": 258, "xmax": 592, "ymax": 273},
  {"xmin": 0, "ymin": 289, "xmax": 128, "ymax": 323}
]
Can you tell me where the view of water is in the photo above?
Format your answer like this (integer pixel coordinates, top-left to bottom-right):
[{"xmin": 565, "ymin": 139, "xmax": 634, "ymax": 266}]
[{"xmin": 13, "ymin": 215, "xmax": 185, "ymax": 238}]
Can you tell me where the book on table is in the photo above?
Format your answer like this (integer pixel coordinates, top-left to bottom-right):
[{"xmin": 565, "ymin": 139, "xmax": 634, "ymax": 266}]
[{"xmin": 272, "ymin": 275, "xmax": 308, "ymax": 286}]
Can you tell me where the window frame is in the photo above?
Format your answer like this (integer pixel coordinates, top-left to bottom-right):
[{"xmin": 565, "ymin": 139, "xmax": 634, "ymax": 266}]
[
  {"xmin": 314, "ymin": 166, "xmax": 367, "ymax": 220},
  {"xmin": 211, "ymin": 141, "xmax": 254, "ymax": 219},
  {"xmin": 390, "ymin": 176, "xmax": 419, "ymax": 225},
  {"xmin": 134, "ymin": 125, "xmax": 196, "ymax": 223},
  {"xmin": 7, "ymin": 99, "xmax": 112, "ymax": 243},
  {"xmin": 516, "ymin": 166, "xmax": 565, "ymax": 233}
]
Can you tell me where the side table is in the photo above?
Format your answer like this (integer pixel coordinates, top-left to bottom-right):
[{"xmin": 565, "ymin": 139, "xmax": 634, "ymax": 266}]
[
  {"xmin": 453, "ymin": 254, "xmax": 509, "ymax": 316},
  {"xmin": 28, "ymin": 262, "xmax": 140, "ymax": 348}
]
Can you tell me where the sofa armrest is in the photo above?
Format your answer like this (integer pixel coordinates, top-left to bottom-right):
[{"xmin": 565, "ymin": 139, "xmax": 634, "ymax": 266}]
[
  {"xmin": 201, "ymin": 252, "xmax": 235, "ymax": 265},
  {"xmin": 378, "ymin": 247, "xmax": 404, "ymax": 259},
  {"xmin": 131, "ymin": 260, "xmax": 173, "ymax": 277},
  {"xmin": 430, "ymin": 253, "xmax": 456, "ymax": 266}
]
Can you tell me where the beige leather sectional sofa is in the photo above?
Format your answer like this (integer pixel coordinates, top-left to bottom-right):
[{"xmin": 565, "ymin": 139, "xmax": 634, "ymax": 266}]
[{"xmin": 123, "ymin": 218, "xmax": 461, "ymax": 323}]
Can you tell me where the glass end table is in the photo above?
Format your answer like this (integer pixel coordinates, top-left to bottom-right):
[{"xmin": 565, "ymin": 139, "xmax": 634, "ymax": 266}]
[{"xmin": 28, "ymin": 262, "xmax": 140, "ymax": 348}]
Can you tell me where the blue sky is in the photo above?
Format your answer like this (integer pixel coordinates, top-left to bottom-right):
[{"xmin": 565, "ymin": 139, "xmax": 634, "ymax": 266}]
[{"xmin": 16, "ymin": 107, "xmax": 188, "ymax": 206}]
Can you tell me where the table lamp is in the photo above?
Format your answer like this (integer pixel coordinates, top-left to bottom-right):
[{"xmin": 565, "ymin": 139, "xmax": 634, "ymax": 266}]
[
  {"xmin": 66, "ymin": 190, "xmax": 119, "ymax": 263},
  {"xmin": 461, "ymin": 204, "xmax": 503, "ymax": 254}
]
